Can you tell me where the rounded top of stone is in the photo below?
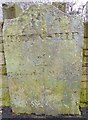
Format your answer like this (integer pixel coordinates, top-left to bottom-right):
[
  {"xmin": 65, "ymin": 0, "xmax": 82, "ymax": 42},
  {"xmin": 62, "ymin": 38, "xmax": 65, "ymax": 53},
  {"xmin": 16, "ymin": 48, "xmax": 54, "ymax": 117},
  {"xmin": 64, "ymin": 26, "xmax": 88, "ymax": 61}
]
[{"xmin": 3, "ymin": 4, "xmax": 83, "ymax": 37}]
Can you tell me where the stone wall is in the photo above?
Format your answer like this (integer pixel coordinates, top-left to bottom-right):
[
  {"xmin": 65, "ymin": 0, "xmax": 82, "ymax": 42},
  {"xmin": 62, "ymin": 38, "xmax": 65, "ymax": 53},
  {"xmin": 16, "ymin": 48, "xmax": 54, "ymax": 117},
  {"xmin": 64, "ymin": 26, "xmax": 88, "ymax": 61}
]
[
  {"xmin": 80, "ymin": 22, "xmax": 88, "ymax": 108},
  {"xmin": 0, "ymin": 22, "xmax": 2, "ymax": 109},
  {"xmin": 52, "ymin": 2, "xmax": 66, "ymax": 12},
  {"xmin": 0, "ymin": 22, "xmax": 10, "ymax": 109}
]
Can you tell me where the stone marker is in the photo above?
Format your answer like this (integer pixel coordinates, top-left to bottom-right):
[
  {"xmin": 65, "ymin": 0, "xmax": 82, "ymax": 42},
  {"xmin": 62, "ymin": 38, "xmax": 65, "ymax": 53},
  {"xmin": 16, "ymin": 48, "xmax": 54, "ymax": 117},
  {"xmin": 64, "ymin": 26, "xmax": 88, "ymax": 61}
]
[{"xmin": 3, "ymin": 4, "xmax": 83, "ymax": 115}]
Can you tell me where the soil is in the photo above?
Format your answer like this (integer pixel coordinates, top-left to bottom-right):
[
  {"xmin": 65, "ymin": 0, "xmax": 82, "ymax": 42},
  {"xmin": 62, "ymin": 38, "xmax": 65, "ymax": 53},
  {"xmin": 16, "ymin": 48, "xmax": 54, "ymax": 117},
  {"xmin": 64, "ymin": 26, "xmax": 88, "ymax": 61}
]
[{"xmin": 1, "ymin": 107, "xmax": 88, "ymax": 120}]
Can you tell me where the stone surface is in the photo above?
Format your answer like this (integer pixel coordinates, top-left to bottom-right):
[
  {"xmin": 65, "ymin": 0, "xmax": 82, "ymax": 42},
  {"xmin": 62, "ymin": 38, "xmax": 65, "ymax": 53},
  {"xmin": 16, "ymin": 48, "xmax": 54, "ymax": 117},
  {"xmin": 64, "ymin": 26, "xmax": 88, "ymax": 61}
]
[
  {"xmin": 0, "ymin": 64, "xmax": 7, "ymax": 75},
  {"xmin": 3, "ymin": 4, "xmax": 83, "ymax": 115},
  {"xmin": 2, "ymin": 3, "xmax": 22, "ymax": 20},
  {"xmin": 82, "ymin": 21, "xmax": 88, "ymax": 107},
  {"xmin": 0, "ymin": 22, "xmax": 2, "ymax": 33},
  {"xmin": 0, "ymin": 52, "xmax": 4, "ymax": 65},
  {"xmin": 0, "ymin": 37, "xmax": 3, "ymax": 44},
  {"xmin": 0, "ymin": 75, "xmax": 8, "ymax": 88},
  {"xmin": 84, "ymin": 22, "xmax": 88, "ymax": 38},
  {"xmin": 0, "ymin": 75, "xmax": 10, "ymax": 106},
  {"xmin": 84, "ymin": 50, "xmax": 88, "ymax": 56},
  {"xmin": 52, "ymin": 2, "xmax": 66, "ymax": 12},
  {"xmin": 0, "ymin": 43, "xmax": 3, "ymax": 52},
  {"xmin": 83, "ymin": 57, "xmax": 88, "ymax": 63}
]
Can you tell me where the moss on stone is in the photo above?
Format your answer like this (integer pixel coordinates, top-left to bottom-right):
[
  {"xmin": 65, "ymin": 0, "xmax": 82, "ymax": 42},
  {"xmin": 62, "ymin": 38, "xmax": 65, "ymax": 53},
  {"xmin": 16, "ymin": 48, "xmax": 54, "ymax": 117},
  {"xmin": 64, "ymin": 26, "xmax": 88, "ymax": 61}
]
[{"xmin": 2, "ymin": 89, "xmax": 11, "ymax": 106}]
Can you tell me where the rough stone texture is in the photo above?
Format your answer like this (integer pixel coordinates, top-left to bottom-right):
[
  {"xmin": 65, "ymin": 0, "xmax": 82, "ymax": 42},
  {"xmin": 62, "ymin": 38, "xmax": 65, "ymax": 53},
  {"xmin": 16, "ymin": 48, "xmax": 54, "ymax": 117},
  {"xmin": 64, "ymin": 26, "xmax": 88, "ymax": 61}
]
[
  {"xmin": 52, "ymin": 2, "xmax": 66, "ymax": 12},
  {"xmin": 0, "ymin": 44, "xmax": 3, "ymax": 52},
  {"xmin": 2, "ymin": 3, "xmax": 22, "ymax": 20},
  {"xmin": 0, "ymin": 37, "xmax": 3, "ymax": 44},
  {"xmin": 3, "ymin": 4, "xmax": 83, "ymax": 115},
  {"xmin": 0, "ymin": 22, "xmax": 2, "ymax": 30},
  {"xmin": 84, "ymin": 22, "xmax": 88, "ymax": 38},
  {"xmin": 83, "ymin": 38, "xmax": 88, "ymax": 49},
  {"xmin": 0, "ymin": 74, "xmax": 10, "ymax": 107},
  {"xmin": 80, "ymin": 22, "xmax": 88, "ymax": 108},
  {"xmin": 0, "ymin": 21, "xmax": 10, "ymax": 109},
  {"xmin": 0, "ymin": 75, "xmax": 2, "ymax": 107},
  {"xmin": 0, "ymin": 22, "xmax": 3, "ymax": 113},
  {"xmin": 0, "ymin": 53, "xmax": 4, "ymax": 65},
  {"xmin": 84, "ymin": 50, "xmax": 88, "ymax": 56}
]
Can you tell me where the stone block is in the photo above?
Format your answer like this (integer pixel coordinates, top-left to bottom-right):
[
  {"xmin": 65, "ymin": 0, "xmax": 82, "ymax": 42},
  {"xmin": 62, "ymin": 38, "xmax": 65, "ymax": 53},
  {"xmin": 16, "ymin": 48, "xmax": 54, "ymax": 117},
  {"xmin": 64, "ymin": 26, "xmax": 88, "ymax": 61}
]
[
  {"xmin": 83, "ymin": 57, "xmax": 88, "ymax": 63},
  {"xmin": 1, "ymin": 87, "xmax": 10, "ymax": 106},
  {"xmin": 0, "ymin": 99, "xmax": 2, "ymax": 107},
  {"xmin": 80, "ymin": 88, "xmax": 87, "ymax": 103},
  {"xmin": 2, "ymin": 4, "xmax": 15, "ymax": 19},
  {"xmin": 0, "ymin": 22, "xmax": 2, "ymax": 33},
  {"xmin": 2, "ymin": 75, "xmax": 8, "ymax": 88},
  {"xmin": 0, "ymin": 65, "xmax": 7, "ymax": 75},
  {"xmin": 0, "ymin": 44, "xmax": 3, "ymax": 52},
  {"xmin": 82, "ymin": 75, "xmax": 87, "ymax": 81},
  {"xmin": 0, "ymin": 75, "xmax": 8, "ymax": 89},
  {"xmin": 52, "ymin": 2, "xmax": 66, "ymax": 12},
  {"xmin": 0, "ymin": 52, "xmax": 4, "ymax": 65},
  {"xmin": 0, "ymin": 37, "xmax": 3, "ymax": 44},
  {"xmin": 80, "ymin": 81, "xmax": 86, "ymax": 89},
  {"xmin": 84, "ymin": 50, "xmax": 88, "ymax": 56},
  {"xmin": 82, "ymin": 67, "xmax": 87, "ymax": 75},
  {"xmin": 83, "ymin": 38, "xmax": 88, "ymax": 49},
  {"xmin": 84, "ymin": 22, "xmax": 88, "ymax": 38},
  {"xmin": 82, "ymin": 66, "xmax": 86, "ymax": 71},
  {"xmin": 86, "ymin": 75, "xmax": 88, "ymax": 80},
  {"xmin": 0, "ymin": 76, "xmax": 2, "ymax": 89},
  {"xmin": 0, "ymin": 75, "xmax": 10, "ymax": 106},
  {"xmin": 2, "ymin": 3, "xmax": 22, "ymax": 20},
  {"xmin": 85, "ymin": 50, "xmax": 88, "ymax": 56}
]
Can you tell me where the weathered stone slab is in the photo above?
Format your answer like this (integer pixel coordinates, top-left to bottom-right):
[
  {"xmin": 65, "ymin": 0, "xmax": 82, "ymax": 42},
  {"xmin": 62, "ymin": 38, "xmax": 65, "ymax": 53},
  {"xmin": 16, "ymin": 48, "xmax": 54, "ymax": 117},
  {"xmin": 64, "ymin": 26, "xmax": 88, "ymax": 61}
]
[{"xmin": 3, "ymin": 4, "xmax": 83, "ymax": 115}]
